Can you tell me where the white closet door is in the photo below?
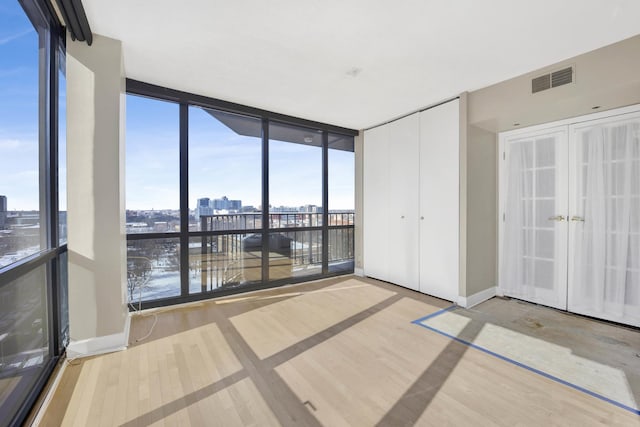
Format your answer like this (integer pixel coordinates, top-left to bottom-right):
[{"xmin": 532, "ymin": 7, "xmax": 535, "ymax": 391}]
[
  {"xmin": 419, "ymin": 100, "xmax": 459, "ymax": 302},
  {"xmin": 500, "ymin": 127, "xmax": 568, "ymax": 309},
  {"xmin": 387, "ymin": 114, "xmax": 420, "ymax": 290},
  {"xmin": 363, "ymin": 125, "xmax": 390, "ymax": 282},
  {"xmin": 568, "ymin": 113, "xmax": 640, "ymax": 327}
]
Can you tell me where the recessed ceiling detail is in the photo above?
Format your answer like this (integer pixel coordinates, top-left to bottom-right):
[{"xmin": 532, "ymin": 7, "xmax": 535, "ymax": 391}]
[{"xmin": 80, "ymin": 0, "xmax": 640, "ymax": 129}]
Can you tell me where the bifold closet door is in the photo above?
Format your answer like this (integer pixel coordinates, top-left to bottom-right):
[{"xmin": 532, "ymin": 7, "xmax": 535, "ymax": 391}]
[
  {"xmin": 363, "ymin": 124, "xmax": 390, "ymax": 282},
  {"xmin": 386, "ymin": 114, "xmax": 420, "ymax": 291},
  {"xmin": 419, "ymin": 100, "xmax": 459, "ymax": 302},
  {"xmin": 500, "ymin": 127, "xmax": 569, "ymax": 310},
  {"xmin": 568, "ymin": 114, "xmax": 640, "ymax": 327}
]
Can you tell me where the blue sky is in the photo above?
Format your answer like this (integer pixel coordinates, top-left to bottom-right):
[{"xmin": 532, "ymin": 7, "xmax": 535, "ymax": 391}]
[
  {"xmin": 0, "ymin": 1, "xmax": 39, "ymax": 211},
  {"xmin": 1, "ymin": 1, "xmax": 353, "ymax": 213},
  {"xmin": 127, "ymin": 95, "xmax": 355, "ymax": 211}
]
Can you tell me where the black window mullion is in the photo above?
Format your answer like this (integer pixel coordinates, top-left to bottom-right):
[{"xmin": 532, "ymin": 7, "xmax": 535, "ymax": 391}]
[
  {"xmin": 42, "ymin": 11, "xmax": 57, "ymax": 358},
  {"xmin": 261, "ymin": 118, "xmax": 269, "ymax": 282},
  {"xmin": 322, "ymin": 131, "xmax": 329, "ymax": 274},
  {"xmin": 48, "ymin": 258, "xmax": 59, "ymax": 356},
  {"xmin": 180, "ymin": 103, "xmax": 189, "ymax": 296}
]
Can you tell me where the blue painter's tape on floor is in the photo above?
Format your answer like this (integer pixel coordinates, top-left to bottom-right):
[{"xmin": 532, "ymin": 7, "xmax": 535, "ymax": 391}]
[
  {"xmin": 412, "ymin": 312, "xmax": 640, "ymax": 417},
  {"xmin": 411, "ymin": 305, "xmax": 457, "ymax": 324}
]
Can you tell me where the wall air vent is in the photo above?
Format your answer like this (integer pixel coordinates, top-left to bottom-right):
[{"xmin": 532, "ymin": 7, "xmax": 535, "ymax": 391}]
[
  {"xmin": 532, "ymin": 74, "xmax": 551, "ymax": 93},
  {"xmin": 551, "ymin": 67, "xmax": 573, "ymax": 87},
  {"xmin": 532, "ymin": 66, "xmax": 574, "ymax": 94}
]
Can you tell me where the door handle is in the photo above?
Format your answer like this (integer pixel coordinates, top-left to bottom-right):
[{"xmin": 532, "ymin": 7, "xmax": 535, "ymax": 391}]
[
  {"xmin": 570, "ymin": 216, "xmax": 585, "ymax": 222},
  {"xmin": 547, "ymin": 215, "xmax": 566, "ymax": 221}
]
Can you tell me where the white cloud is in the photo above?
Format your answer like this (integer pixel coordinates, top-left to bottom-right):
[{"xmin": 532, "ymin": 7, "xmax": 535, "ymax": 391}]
[
  {"xmin": 0, "ymin": 139, "xmax": 21, "ymax": 150},
  {"xmin": 0, "ymin": 28, "xmax": 34, "ymax": 46}
]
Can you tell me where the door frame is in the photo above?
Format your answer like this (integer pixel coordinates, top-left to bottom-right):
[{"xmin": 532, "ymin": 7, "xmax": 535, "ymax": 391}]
[{"xmin": 498, "ymin": 103, "xmax": 640, "ymax": 314}]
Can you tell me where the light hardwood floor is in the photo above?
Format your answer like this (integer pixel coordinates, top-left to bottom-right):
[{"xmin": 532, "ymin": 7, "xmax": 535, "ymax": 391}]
[{"xmin": 37, "ymin": 276, "xmax": 640, "ymax": 426}]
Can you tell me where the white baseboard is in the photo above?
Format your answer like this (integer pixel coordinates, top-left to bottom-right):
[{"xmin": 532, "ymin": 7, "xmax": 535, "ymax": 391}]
[
  {"xmin": 354, "ymin": 267, "xmax": 364, "ymax": 277},
  {"xmin": 67, "ymin": 314, "xmax": 131, "ymax": 359},
  {"xmin": 458, "ymin": 286, "xmax": 496, "ymax": 309},
  {"xmin": 123, "ymin": 312, "xmax": 131, "ymax": 346}
]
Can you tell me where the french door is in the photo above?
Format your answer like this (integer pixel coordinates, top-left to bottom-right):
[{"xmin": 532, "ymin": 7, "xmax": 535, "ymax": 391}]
[
  {"xmin": 500, "ymin": 126, "xmax": 569, "ymax": 310},
  {"xmin": 500, "ymin": 107, "xmax": 640, "ymax": 327},
  {"xmin": 568, "ymin": 113, "xmax": 640, "ymax": 326}
]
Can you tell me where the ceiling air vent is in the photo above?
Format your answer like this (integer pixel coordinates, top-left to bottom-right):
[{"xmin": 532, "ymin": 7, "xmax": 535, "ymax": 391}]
[{"xmin": 532, "ymin": 66, "xmax": 574, "ymax": 94}]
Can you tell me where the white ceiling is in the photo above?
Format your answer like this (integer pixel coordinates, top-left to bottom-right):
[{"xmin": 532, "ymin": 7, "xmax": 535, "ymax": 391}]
[{"xmin": 81, "ymin": 0, "xmax": 640, "ymax": 130}]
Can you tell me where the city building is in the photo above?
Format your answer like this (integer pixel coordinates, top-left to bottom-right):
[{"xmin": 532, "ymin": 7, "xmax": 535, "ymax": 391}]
[
  {"xmin": 2, "ymin": 1, "xmax": 640, "ymax": 426},
  {"xmin": 213, "ymin": 196, "xmax": 241, "ymax": 211},
  {"xmin": 195, "ymin": 197, "xmax": 213, "ymax": 219}
]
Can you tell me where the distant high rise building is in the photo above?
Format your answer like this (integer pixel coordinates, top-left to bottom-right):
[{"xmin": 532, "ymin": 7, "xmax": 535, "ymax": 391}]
[
  {"xmin": 300, "ymin": 204, "xmax": 321, "ymax": 213},
  {"xmin": 213, "ymin": 196, "xmax": 241, "ymax": 211},
  {"xmin": 0, "ymin": 195, "xmax": 6, "ymax": 229},
  {"xmin": 195, "ymin": 197, "xmax": 213, "ymax": 219}
]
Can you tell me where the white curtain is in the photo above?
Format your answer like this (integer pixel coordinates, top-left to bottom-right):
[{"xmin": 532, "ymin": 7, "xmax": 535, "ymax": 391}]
[
  {"xmin": 572, "ymin": 121, "xmax": 640, "ymax": 321},
  {"xmin": 502, "ymin": 140, "xmax": 535, "ymax": 299}
]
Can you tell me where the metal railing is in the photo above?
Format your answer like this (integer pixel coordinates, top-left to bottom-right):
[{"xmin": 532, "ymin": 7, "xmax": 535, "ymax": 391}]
[{"xmin": 199, "ymin": 211, "xmax": 354, "ymax": 231}]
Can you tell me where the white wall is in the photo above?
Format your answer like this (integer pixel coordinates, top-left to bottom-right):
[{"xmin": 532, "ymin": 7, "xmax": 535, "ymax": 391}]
[{"xmin": 66, "ymin": 34, "xmax": 128, "ymax": 355}]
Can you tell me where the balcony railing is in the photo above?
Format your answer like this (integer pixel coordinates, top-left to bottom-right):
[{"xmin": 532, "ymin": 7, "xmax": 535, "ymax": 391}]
[
  {"xmin": 198, "ymin": 211, "xmax": 354, "ymax": 231},
  {"xmin": 126, "ymin": 211, "xmax": 355, "ymax": 304}
]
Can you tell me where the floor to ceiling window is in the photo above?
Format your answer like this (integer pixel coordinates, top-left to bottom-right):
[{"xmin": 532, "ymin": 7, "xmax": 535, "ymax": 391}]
[
  {"xmin": 0, "ymin": 1, "xmax": 67, "ymax": 425},
  {"xmin": 125, "ymin": 95, "xmax": 180, "ymax": 304},
  {"xmin": 188, "ymin": 107, "xmax": 263, "ymax": 294},
  {"xmin": 328, "ymin": 133, "xmax": 355, "ymax": 273},
  {"xmin": 125, "ymin": 81, "xmax": 357, "ymax": 308},
  {"xmin": 269, "ymin": 122, "xmax": 324, "ymax": 280}
]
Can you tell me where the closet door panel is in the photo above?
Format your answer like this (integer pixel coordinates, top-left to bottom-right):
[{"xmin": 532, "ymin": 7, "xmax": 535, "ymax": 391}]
[
  {"xmin": 500, "ymin": 127, "xmax": 568, "ymax": 309},
  {"xmin": 363, "ymin": 125, "xmax": 390, "ymax": 281},
  {"xmin": 387, "ymin": 114, "xmax": 420, "ymax": 290},
  {"xmin": 419, "ymin": 100, "xmax": 460, "ymax": 302},
  {"xmin": 568, "ymin": 113, "xmax": 640, "ymax": 327}
]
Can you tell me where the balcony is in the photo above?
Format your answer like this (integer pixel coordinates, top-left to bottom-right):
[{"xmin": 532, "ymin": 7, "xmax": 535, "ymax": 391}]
[{"xmin": 126, "ymin": 212, "xmax": 354, "ymax": 306}]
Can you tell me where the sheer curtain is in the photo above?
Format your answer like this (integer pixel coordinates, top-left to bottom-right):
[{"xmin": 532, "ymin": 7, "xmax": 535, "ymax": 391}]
[
  {"xmin": 502, "ymin": 140, "xmax": 535, "ymax": 299},
  {"xmin": 572, "ymin": 121, "xmax": 640, "ymax": 323}
]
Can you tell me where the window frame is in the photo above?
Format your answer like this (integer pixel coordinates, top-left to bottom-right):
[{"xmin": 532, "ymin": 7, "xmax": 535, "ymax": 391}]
[
  {"xmin": 125, "ymin": 80, "xmax": 357, "ymax": 310},
  {"xmin": 0, "ymin": 1, "xmax": 67, "ymax": 425}
]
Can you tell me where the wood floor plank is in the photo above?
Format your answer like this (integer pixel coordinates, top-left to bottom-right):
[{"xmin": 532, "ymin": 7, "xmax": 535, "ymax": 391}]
[
  {"xmin": 37, "ymin": 276, "xmax": 640, "ymax": 427},
  {"xmin": 230, "ymin": 279, "xmax": 396, "ymax": 359}
]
